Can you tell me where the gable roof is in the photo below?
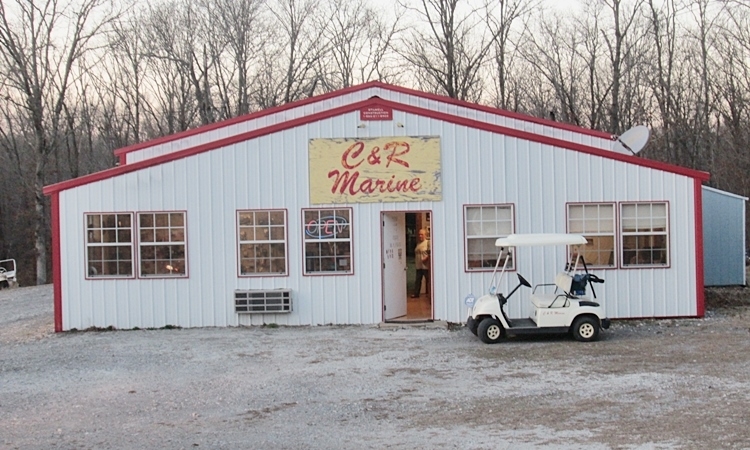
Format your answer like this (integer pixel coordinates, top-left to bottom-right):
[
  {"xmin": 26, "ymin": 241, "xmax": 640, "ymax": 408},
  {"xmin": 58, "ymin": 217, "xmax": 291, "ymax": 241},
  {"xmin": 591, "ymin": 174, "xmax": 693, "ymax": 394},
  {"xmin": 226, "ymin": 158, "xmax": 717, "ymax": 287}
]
[
  {"xmin": 113, "ymin": 81, "xmax": 617, "ymax": 165},
  {"xmin": 44, "ymin": 95, "xmax": 709, "ymax": 195}
]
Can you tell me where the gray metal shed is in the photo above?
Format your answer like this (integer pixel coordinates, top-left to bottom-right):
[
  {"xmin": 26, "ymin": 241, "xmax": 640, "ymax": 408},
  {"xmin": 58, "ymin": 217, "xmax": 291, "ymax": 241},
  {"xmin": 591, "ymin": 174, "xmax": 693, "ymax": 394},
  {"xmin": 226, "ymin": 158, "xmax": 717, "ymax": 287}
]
[{"xmin": 702, "ymin": 186, "xmax": 747, "ymax": 286}]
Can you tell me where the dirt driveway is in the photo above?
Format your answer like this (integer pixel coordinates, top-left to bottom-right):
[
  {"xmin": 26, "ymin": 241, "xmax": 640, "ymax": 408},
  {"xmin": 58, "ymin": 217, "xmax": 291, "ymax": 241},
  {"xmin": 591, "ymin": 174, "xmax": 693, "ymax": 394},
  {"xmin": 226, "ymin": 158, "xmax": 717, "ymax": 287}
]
[{"xmin": 2, "ymin": 285, "xmax": 750, "ymax": 449}]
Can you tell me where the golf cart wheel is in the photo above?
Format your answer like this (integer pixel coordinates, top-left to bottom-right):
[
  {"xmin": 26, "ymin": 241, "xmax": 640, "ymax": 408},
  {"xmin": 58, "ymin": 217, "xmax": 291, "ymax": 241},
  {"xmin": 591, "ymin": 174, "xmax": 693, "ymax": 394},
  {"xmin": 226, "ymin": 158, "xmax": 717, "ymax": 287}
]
[
  {"xmin": 467, "ymin": 316, "xmax": 479, "ymax": 336},
  {"xmin": 572, "ymin": 316, "xmax": 600, "ymax": 342},
  {"xmin": 477, "ymin": 318, "xmax": 505, "ymax": 344}
]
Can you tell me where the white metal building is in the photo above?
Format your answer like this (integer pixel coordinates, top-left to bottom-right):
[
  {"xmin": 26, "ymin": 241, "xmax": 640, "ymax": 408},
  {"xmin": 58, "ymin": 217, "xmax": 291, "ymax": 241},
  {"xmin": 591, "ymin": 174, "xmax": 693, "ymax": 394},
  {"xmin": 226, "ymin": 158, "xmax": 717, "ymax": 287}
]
[{"xmin": 44, "ymin": 82, "xmax": 710, "ymax": 332}]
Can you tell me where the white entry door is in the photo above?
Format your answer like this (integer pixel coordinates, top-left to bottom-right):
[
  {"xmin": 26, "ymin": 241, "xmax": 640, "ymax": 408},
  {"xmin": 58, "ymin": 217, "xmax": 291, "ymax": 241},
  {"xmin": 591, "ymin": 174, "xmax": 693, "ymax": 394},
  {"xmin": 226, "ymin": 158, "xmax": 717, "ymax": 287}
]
[{"xmin": 382, "ymin": 212, "xmax": 407, "ymax": 320}]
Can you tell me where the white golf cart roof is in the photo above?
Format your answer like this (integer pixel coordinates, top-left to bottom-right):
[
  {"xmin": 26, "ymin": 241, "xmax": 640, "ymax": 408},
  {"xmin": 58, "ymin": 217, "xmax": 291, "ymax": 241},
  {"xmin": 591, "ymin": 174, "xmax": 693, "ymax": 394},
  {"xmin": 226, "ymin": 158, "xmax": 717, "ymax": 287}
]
[{"xmin": 495, "ymin": 233, "xmax": 587, "ymax": 247}]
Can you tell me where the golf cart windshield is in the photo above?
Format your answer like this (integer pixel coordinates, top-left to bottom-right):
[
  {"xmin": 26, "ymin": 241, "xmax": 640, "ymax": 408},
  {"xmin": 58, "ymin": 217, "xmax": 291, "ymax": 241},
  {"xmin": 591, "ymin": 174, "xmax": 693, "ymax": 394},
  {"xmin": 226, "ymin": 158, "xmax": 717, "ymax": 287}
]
[{"xmin": 488, "ymin": 233, "xmax": 588, "ymax": 294}]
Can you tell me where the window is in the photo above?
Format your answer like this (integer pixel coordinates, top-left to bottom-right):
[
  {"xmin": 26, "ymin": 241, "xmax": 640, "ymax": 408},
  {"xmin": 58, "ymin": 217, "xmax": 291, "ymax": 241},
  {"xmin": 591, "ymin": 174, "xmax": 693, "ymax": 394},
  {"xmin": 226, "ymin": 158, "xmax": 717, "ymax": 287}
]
[
  {"xmin": 138, "ymin": 212, "xmax": 187, "ymax": 276},
  {"xmin": 85, "ymin": 213, "xmax": 134, "ymax": 277},
  {"xmin": 464, "ymin": 205, "xmax": 515, "ymax": 271},
  {"xmin": 567, "ymin": 203, "xmax": 616, "ymax": 268},
  {"xmin": 303, "ymin": 208, "xmax": 352, "ymax": 275},
  {"xmin": 238, "ymin": 210, "xmax": 287, "ymax": 276},
  {"xmin": 620, "ymin": 202, "xmax": 669, "ymax": 267}
]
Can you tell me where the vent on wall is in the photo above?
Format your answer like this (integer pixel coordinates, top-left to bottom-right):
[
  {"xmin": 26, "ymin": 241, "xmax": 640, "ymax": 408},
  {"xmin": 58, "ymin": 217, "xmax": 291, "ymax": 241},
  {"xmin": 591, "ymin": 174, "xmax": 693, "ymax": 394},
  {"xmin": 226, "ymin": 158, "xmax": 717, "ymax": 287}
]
[{"xmin": 235, "ymin": 289, "xmax": 292, "ymax": 314}]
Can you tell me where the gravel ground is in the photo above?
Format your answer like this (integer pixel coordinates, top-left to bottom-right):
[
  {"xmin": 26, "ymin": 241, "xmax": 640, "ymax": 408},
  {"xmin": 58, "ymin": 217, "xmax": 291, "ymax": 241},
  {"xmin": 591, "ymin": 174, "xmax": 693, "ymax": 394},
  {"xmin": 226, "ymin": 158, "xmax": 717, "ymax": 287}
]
[{"xmin": 2, "ymin": 284, "xmax": 750, "ymax": 450}]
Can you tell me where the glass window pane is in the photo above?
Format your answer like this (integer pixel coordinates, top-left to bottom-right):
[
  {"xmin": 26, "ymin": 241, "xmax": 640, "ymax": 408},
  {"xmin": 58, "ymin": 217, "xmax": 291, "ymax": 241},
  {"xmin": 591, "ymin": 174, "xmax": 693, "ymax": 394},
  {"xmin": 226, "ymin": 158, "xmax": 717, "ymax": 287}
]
[
  {"xmin": 466, "ymin": 207, "xmax": 481, "ymax": 221},
  {"xmin": 102, "ymin": 215, "xmax": 116, "ymax": 228},
  {"xmin": 140, "ymin": 214, "xmax": 154, "ymax": 227},
  {"xmin": 303, "ymin": 208, "xmax": 352, "ymax": 274},
  {"xmin": 270, "ymin": 211, "xmax": 285, "ymax": 224},
  {"xmin": 155, "ymin": 214, "xmax": 169, "ymax": 227},
  {"xmin": 155, "ymin": 229, "xmax": 170, "ymax": 242}
]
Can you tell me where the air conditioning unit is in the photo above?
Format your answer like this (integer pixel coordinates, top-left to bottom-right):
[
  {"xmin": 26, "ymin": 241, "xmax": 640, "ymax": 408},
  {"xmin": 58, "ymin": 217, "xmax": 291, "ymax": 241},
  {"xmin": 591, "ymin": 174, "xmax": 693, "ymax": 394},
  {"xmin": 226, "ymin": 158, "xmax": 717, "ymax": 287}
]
[{"xmin": 234, "ymin": 289, "xmax": 292, "ymax": 314}]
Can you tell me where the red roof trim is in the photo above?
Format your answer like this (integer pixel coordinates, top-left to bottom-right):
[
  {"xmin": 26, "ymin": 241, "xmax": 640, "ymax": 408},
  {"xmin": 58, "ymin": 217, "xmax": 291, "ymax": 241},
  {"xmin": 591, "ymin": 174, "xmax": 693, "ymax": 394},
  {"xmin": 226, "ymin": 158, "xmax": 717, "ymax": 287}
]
[
  {"xmin": 44, "ymin": 97, "xmax": 709, "ymax": 195},
  {"xmin": 694, "ymin": 179, "xmax": 705, "ymax": 317},
  {"xmin": 113, "ymin": 81, "xmax": 385, "ymax": 157},
  {"xmin": 51, "ymin": 193, "xmax": 63, "ymax": 332},
  {"xmin": 368, "ymin": 82, "xmax": 613, "ymax": 139},
  {"xmin": 113, "ymin": 81, "xmax": 612, "ymax": 159}
]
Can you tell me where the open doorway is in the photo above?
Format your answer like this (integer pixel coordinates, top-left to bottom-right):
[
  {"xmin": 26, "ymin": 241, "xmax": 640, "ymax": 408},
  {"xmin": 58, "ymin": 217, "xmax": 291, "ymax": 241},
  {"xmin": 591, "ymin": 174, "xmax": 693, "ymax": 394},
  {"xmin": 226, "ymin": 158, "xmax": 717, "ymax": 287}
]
[{"xmin": 382, "ymin": 211, "xmax": 432, "ymax": 322}]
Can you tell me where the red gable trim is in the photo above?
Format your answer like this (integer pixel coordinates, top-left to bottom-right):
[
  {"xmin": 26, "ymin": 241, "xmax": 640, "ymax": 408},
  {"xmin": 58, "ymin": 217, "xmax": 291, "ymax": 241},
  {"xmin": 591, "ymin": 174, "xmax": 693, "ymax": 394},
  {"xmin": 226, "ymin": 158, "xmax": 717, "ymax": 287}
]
[
  {"xmin": 113, "ymin": 81, "xmax": 386, "ymax": 160},
  {"xmin": 694, "ymin": 179, "xmax": 705, "ymax": 317},
  {"xmin": 45, "ymin": 97, "xmax": 709, "ymax": 195},
  {"xmin": 113, "ymin": 81, "xmax": 612, "ymax": 162},
  {"xmin": 367, "ymin": 82, "xmax": 614, "ymax": 139},
  {"xmin": 51, "ymin": 193, "xmax": 63, "ymax": 332}
]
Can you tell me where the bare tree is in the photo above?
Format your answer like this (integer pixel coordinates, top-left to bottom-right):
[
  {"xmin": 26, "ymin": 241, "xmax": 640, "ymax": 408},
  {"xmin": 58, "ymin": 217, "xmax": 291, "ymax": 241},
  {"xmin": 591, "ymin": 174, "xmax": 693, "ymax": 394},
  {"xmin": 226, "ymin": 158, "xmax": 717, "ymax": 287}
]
[
  {"xmin": 519, "ymin": 12, "xmax": 588, "ymax": 124},
  {"xmin": 317, "ymin": 0, "xmax": 403, "ymax": 89},
  {"xmin": 644, "ymin": 0, "xmax": 682, "ymax": 162},
  {"xmin": 399, "ymin": 0, "xmax": 500, "ymax": 101},
  {"xmin": 487, "ymin": 0, "xmax": 536, "ymax": 110},
  {"xmin": 205, "ymin": 0, "xmax": 264, "ymax": 117},
  {"xmin": 142, "ymin": 0, "xmax": 218, "ymax": 126},
  {"xmin": 254, "ymin": 0, "xmax": 329, "ymax": 109},
  {"xmin": 599, "ymin": 0, "xmax": 647, "ymax": 134},
  {"xmin": 0, "ymin": 0, "xmax": 118, "ymax": 285}
]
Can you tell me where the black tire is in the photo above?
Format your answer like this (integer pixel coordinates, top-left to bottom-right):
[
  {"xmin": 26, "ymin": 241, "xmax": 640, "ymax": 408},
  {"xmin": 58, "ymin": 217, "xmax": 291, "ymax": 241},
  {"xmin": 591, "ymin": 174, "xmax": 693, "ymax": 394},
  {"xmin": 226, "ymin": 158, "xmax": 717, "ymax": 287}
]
[
  {"xmin": 467, "ymin": 316, "xmax": 479, "ymax": 336},
  {"xmin": 572, "ymin": 316, "xmax": 600, "ymax": 342},
  {"xmin": 477, "ymin": 318, "xmax": 505, "ymax": 344},
  {"xmin": 0, "ymin": 280, "xmax": 8, "ymax": 290}
]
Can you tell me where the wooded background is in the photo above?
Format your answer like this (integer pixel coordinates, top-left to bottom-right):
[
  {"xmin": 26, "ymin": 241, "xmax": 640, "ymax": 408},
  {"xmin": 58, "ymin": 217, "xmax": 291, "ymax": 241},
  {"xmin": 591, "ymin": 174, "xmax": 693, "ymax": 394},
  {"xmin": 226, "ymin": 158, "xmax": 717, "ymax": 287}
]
[{"xmin": 1, "ymin": 0, "xmax": 748, "ymax": 286}]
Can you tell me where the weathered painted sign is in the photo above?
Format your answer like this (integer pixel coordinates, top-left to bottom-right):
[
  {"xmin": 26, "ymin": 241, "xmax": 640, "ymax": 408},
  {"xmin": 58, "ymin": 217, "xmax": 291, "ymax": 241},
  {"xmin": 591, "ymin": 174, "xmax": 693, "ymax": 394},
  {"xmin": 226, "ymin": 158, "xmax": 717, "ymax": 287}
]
[{"xmin": 309, "ymin": 136, "xmax": 442, "ymax": 204}]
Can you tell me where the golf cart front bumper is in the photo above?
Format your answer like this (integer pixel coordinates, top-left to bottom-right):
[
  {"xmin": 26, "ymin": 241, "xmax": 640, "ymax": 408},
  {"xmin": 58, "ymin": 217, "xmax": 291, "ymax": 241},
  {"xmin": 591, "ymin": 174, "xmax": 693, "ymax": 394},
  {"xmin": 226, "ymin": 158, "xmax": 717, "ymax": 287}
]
[{"xmin": 601, "ymin": 318, "xmax": 611, "ymax": 329}]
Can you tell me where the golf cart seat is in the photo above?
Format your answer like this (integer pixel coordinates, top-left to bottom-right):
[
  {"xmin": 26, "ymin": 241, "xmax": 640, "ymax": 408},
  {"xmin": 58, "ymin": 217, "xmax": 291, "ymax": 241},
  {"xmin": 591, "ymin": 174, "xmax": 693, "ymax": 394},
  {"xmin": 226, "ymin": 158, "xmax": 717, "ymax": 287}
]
[{"xmin": 530, "ymin": 273, "xmax": 575, "ymax": 308}]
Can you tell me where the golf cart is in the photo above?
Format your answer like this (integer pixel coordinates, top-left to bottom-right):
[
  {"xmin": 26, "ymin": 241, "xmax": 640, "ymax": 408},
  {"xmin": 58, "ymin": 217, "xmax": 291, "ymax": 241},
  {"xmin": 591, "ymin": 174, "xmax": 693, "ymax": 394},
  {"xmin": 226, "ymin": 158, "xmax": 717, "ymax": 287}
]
[
  {"xmin": 466, "ymin": 234, "xmax": 610, "ymax": 343},
  {"xmin": 0, "ymin": 259, "xmax": 18, "ymax": 289}
]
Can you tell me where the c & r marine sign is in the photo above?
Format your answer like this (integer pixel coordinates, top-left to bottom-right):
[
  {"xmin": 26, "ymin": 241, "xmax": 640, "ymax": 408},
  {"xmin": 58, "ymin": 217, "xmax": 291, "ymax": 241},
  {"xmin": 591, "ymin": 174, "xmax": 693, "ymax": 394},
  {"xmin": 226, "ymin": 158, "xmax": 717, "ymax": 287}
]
[{"xmin": 309, "ymin": 136, "xmax": 442, "ymax": 204}]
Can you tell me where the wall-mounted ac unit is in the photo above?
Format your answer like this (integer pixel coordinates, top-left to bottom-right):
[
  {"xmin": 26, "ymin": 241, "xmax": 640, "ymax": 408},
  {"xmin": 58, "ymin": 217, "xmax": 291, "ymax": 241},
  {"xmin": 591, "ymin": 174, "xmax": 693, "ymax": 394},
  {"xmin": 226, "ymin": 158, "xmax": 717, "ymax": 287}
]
[{"xmin": 235, "ymin": 289, "xmax": 292, "ymax": 314}]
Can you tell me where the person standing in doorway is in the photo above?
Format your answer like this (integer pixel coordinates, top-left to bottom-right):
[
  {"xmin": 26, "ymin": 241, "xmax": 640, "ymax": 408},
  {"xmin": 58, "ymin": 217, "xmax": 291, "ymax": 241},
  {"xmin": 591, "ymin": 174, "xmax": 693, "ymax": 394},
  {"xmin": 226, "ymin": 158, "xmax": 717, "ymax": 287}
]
[{"xmin": 412, "ymin": 229, "xmax": 430, "ymax": 298}]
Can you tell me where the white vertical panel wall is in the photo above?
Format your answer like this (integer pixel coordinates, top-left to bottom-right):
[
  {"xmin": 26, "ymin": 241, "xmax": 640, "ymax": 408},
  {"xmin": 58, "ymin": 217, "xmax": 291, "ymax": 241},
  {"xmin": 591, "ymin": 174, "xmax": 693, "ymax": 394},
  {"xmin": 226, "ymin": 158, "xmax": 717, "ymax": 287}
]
[
  {"xmin": 58, "ymin": 110, "xmax": 698, "ymax": 330},
  {"xmin": 125, "ymin": 86, "xmax": 616, "ymax": 164}
]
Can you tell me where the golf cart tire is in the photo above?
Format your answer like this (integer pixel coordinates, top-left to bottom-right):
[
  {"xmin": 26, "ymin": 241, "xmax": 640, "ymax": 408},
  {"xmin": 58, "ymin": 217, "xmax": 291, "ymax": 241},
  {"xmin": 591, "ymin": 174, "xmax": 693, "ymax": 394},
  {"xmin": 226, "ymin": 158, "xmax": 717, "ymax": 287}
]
[
  {"xmin": 572, "ymin": 316, "xmax": 600, "ymax": 342},
  {"xmin": 477, "ymin": 318, "xmax": 505, "ymax": 344},
  {"xmin": 467, "ymin": 316, "xmax": 479, "ymax": 336}
]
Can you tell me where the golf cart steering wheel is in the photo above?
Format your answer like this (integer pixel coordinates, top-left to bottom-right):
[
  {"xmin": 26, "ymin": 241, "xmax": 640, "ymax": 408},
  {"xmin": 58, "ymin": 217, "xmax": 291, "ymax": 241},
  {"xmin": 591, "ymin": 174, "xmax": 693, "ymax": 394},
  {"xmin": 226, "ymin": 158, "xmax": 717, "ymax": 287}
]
[
  {"xmin": 579, "ymin": 257, "xmax": 604, "ymax": 298},
  {"xmin": 517, "ymin": 273, "xmax": 531, "ymax": 288},
  {"xmin": 0, "ymin": 267, "xmax": 5, "ymax": 273},
  {"xmin": 586, "ymin": 274, "xmax": 604, "ymax": 284}
]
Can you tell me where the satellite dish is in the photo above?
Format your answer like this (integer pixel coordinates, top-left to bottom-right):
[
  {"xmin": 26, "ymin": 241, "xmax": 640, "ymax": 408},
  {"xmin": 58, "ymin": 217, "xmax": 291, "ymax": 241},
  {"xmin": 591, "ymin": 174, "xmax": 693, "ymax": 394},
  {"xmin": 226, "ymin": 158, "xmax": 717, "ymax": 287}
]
[{"xmin": 613, "ymin": 125, "xmax": 650, "ymax": 155}]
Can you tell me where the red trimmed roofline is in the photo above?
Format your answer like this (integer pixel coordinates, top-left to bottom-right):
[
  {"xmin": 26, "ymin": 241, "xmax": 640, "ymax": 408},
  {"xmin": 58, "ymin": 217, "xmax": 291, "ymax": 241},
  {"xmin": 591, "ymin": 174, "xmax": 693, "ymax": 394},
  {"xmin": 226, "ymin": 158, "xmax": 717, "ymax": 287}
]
[
  {"xmin": 113, "ymin": 81, "xmax": 613, "ymax": 161},
  {"xmin": 114, "ymin": 81, "xmax": 384, "ymax": 159},
  {"xmin": 45, "ymin": 97, "xmax": 709, "ymax": 195}
]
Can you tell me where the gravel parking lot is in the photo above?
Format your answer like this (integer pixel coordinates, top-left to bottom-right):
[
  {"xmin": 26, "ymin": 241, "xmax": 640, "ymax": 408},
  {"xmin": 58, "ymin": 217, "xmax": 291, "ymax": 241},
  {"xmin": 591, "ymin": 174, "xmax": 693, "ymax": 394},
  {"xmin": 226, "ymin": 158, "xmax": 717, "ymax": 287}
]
[{"xmin": 2, "ymin": 284, "xmax": 750, "ymax": 449}]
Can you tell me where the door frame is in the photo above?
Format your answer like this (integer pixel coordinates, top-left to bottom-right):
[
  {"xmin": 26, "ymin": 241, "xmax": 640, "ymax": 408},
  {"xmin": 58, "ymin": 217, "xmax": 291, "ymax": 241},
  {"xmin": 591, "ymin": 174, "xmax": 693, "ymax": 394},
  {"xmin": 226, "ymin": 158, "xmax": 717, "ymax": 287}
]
[{"xmin": 381, "ymin": 210, "xmax": 433, "ymax": 322}]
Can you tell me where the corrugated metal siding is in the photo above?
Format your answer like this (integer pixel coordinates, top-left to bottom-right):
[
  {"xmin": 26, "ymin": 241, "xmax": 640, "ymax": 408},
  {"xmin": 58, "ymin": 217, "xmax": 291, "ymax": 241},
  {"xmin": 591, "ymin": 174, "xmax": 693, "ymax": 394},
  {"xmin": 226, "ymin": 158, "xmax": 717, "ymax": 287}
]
[
  {"xmin": 59, "ymin": 111, "xmax": 698, "ymax": 330},
  {"xmin": 703, "ymin": 187, "xmax": 747, "ymax": 286},
  {"xmin": 125, "ymin": 87, "xmax": 616, "ymax": 164}
]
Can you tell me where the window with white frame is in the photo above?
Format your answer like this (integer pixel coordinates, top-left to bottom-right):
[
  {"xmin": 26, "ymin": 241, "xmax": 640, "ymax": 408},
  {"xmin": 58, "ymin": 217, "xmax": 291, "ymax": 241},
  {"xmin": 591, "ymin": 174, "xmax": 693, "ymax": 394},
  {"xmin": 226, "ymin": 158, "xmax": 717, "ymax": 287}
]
[
  {"xmin": 567, "ymin": 203, "xmax": 616, "ymax": 268},
  {"xmin": 620, "ymin": 202, "xmax": 669, "ymax": 267},
  {"xmin": 303, "ymin": 208, "xmax": 352, "ymax": 275},
  {"xmin": 238, "ymin": 210, "xmax": 287, "ymax": 275},
  {"xmin": 138, "ymin": 212, "xmax": 187, "ymax": 276},
  {"xmin": 464, "ymin": 205, "xmax": 515, "ymax": 271},
  {"xmin": 85, "ymin": 213, "xmax": 134, "ymax": 277}
]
